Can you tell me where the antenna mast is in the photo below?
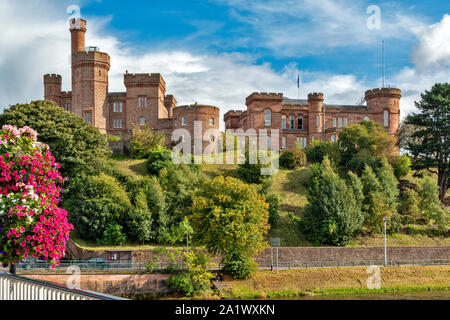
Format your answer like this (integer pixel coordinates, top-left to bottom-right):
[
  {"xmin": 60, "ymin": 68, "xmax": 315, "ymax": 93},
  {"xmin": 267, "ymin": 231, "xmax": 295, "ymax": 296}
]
[{"xmin": 382, "ymin": 40, "xmax": 385, "ymax": 88}]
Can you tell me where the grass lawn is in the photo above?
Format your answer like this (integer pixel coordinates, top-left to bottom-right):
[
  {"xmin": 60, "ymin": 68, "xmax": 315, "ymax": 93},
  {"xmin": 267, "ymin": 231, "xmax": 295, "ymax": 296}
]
[{"xmin": 223, "ymin": 265, "xmax": 450, "ymax": 299}]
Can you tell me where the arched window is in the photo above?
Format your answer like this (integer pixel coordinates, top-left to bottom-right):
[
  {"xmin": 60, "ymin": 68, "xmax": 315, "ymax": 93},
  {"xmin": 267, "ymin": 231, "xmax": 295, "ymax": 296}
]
[
  {"xmin": 344, "ymin": 118, "xmax": 348, "ymax": 126},
  {"xmin": 181, "ymin": 116, "xmax": 186, "ymax": 126},
  {"xmin": 297, "ymin": 115, "xmax": 303, "ymax": 129},
  {"xmin": 331, "ymin": 135, "xmax": 335, "ymax": 142},
  {"xmin": 265, "ymin": 109, "xmax": 271, "ymax": 126},
  {"xmin": 384, "ymin": 110, "xmax": 389, "ymax": 127},
  {"xmin": 316, "ymin": 115, "xmax": 320, "ymax": 127},
  {"xmin": 290, "ymin": 115, "xmax": 294, "ymax": 129},
  {"xmin": 281, "ymin": 115, "xmax": 286, "ymax": 129},
  {"xmin": 282, "ymin": 136, "xmax": 286, "ymax": 149},
  {"xmin": 266, "ymin": 136, "xmax": 271, "ymax": 149},
  {"xmin": 210, "ymin": 118, "xmax": 214, "ymax": 126},
  {"xmin": 338, "ymin": 118, "xmax": 342, "ymax": 128},
  {"xmin": 333, "ymin": 117, "xmax": 337, "ymax": 127}
]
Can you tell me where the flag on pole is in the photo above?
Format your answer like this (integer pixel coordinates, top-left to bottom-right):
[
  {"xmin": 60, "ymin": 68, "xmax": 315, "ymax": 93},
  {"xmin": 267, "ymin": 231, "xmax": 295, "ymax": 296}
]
[{"xmin": 297, "ymin": 74, "xmax": 300, "ymax": 88}]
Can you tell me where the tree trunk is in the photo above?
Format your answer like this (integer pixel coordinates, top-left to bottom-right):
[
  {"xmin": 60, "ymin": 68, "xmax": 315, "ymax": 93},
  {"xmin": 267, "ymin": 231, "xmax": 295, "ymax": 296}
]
[
  {"xmin": 438, "ymin": 168, "xmax": 448, "ymax": 202},
  {"xmin": 9, "ymin": 264, "xmax": 16, "ymax": 276}
]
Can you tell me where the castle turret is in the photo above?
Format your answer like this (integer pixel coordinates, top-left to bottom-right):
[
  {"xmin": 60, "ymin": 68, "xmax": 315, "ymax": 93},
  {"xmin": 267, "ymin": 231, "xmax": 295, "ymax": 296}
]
[
  {"xmin": 365, "ymin": 88, "xmax": 401, "ymax": 135},
  {"xmin": 43, "ymin": 74, "xmax": 62, "ymax": 106},
  {"xmin": 70, "ymin": 18, "xmax": 87, "ymax": 56},
  {"xmin": 308, "ymin": 93, "xmax": 324, "ymax": 138}
]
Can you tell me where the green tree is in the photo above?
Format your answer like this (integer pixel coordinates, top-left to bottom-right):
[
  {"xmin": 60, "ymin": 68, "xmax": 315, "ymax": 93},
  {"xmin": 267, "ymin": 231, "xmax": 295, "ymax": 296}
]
[
  {"xmin": 417, "ymin": 176, "xmax": 448, "ymax": 231},
  {"xmin": 100, "ymin": 222, "xmax": 127, "ymax": 245},
  {"xmin": 305, "ymin": 140, "xmax": 341, "ymax": 165},
  {"xmin": 64, "ymin": 173, "xmax": 132, "ymax": 241},
  {"xmin": 190, "ymin": 176, "xmax": 269, "ymax": 278},
  {"xmin": 302, "ymin": 159, "xmax": 364, "ymax": 245},
  {"xmin": 147, "ymin": 147, "xmax": 173, "ymax": 175},
  {"xmin": 338, "ymin": 120, "xmax": 396, "ymax": 174},
  {"xmin": 404, "ymin": 83, "xmax": 450, "ymax": 201},
  {"xmin": 0, "ymin": 100, "xmax": 111, "ymax": 178},
  {"xmin": 129, "ymin": 125, "xmax": 166, "ymax": 159},
  {"xmin": 279, "ymin": 147, "xmax": 307, "ymax": 169},
  {"xmin": 236, "ymin": 150, "xmax": 274, "ymax": 184}
]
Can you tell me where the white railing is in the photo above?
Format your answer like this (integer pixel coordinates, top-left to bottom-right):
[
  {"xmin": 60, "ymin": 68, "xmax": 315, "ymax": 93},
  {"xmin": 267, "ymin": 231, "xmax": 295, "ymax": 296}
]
[{"xmin": 0, "ymin": 272, "xmax": 125, "ymax": 300}]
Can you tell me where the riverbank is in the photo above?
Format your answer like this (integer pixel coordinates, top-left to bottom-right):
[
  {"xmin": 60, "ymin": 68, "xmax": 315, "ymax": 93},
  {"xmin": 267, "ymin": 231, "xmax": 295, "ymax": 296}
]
[{"xmin": 221, "ymin": 265, "xmax": 450, "ymax": 299}]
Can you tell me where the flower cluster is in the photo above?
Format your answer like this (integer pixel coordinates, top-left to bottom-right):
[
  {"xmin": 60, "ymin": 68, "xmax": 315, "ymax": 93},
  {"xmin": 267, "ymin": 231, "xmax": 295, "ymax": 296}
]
[{"xmin": 0, "ymin": 125, "xmax": 73, "ymax": 268}]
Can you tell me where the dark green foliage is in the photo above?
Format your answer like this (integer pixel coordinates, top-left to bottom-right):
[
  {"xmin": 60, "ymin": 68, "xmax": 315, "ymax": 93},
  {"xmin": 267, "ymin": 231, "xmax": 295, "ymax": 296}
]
[
  {"xmin": 404, "ymin": 83, "xmax": 450, "ymax": 201},
  {"xmin": 266, "ymin": 193, "xmax": 281, "ymax": 228},
  {"xmin": 0, "ymin": 100, "xmax": 111, "ymax": 178},
  {"xmin": 236, "ymin": 150, "xmax": 273, "ymax": 184},
  {"xmin": 279, "ymin": 148, "xmax": 307, "ymax": 169},
  {"xmin": 222, "ymin": 251, "xmax": 257, "ymax": 279},
  {"xmin": 147, "ymin": 147, "xmax": 173, "ymax": 175},
  {"xmin": 302, "ymin": 159, "xmax": 364, "ymax": 245},
  {"xmin": 417, "ymin": 176, "xmax": 448, "ymax": 231},
  {"xmin": 100, "ymin": 222, "xmax": 127, "ymax": 245},
  {"xmin": 64, "ymin": 173, "xmax": 132, "ymax": 241},
  {"xmin": 305, "ymin": 140, "xmax": 341, "ymax": 165}
]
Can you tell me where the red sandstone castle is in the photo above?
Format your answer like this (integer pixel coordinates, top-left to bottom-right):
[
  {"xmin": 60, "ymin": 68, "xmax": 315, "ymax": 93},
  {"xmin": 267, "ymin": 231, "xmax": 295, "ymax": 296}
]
[
  {"xmin": 43, "ymin": 19, "xmax": 219, "ymax": 152},
  {"xmin": 224, "ymin": 88, "xmax": 401, "ymax": 150}
]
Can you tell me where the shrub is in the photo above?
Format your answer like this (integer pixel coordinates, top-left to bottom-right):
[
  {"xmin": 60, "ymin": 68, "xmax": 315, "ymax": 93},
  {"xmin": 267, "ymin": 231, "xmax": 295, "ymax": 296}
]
[
  {"xmin": 100, "ymin": 222, "xmax": 127, "ymax": 245},
  {"xmin": 236, "ymin": 150, "xmax": 274, "ymax": 184},
  {"xmin": 302, "ymin": 158, "xmax": 364, "ymax": 245},
  {"xmin": 279, "ymin": 148, "xmax": 307, "ymax": 169},
  {"xmin": 147, "ymin": 147, "xmax": 173, "ymax": 175},
  {"xmin": 129, "ymin": 125, "xmax": 166, "ymax": 159},
  {"xmin": 305, "ymin": 140, "xmax": 341, "ymax": 165},
  {"xmin": 417, "ymin": 176, "xmax": 448, "ymax": 231},
  {"xmin": 222, "ymin": 251, "xmax": 257, "ymax": 279},
  {"xmin": 391, "ymin": 154, "xmax": 412, "ymax": 178},
  {"xmin": 0, "ymin": 100, "xmax": 111, "ymax": 179}
]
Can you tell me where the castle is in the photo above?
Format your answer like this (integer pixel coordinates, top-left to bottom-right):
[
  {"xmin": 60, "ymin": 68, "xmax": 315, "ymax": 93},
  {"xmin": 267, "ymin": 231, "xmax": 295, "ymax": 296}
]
[
  {"xmin": 224, "ymin": 88, "xmax": 401, "ymax": 150},
  {"xmin": 44, "ymin": 19, "xmax": 400, "ymax": 154},
  {"xmin": 43, "ymin": 18, "xmax": 219, "ymax": 153}
]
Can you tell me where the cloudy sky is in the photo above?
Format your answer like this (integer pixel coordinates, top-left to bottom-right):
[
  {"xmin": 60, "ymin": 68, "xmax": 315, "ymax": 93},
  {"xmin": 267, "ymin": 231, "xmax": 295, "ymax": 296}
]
[{"xmin": 0, "ymin": 0, "xmax": 449, "ymax": 129}]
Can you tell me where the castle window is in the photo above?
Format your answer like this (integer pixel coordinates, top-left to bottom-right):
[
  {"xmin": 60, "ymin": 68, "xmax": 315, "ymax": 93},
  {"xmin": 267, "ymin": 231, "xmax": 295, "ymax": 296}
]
[
  {"xmin": 333, "ymin": 117, "xmax": 337, "ymax": 128},
  {"xmin": 210, "ymin": 118, "xmax": 214, "ymax": 126},
  {"xmin": 297, "ymin": 115, "xmax": 303, "ymax": 129},
  {"xmin": 338, "ymin": 118, "xmax": 342, "ymax": 128},
  {"xmin": 266, "ymin": 136, "xmax": 271, "ymax": 149},
  {"xmin": 331, "ymin": 135, "xmax": 336, "ymax": 143},
  {"xmin": 113, "ymin": 102, "xmax": 122, "ymax": 113},
  {"xmin": 83, "ymin": 112, "xmax": 92, "ymax": 124},
  {"xmin": 384, "ymin": 110, "xmax": 389, "ymax": 127},
  {"xmin": 181, "ymin": 116, "xmax": 186, "ymax": 126},
  {"xmin": 282, "ymin": 115, "xmax": 286, "ymax": 129},
  {"xmin": 265, "ymin": 109, "xmax": 271, "ymax": 126},
  {"xmin": 113, "ymin": 119, "xmax": 122, "ymax": 129},
  {"xmin": 138, "ymin": 96, "xmax": 147, "ymax": 108},
  {"xmin": 303, "ymin": 137, "xmax": 307, "ymax": 148},
  {"xmin": 344, "ymin": 118, "xmax": 348, "ymax": 126},
  {"xmin": 64, "ymin": 103, "xmax": 71, "ymax": 112},
  {"xmin": 316, "ymin": 115, "xmax": 320, "ymax": 128},
  {"xmin": 282, "ymin": 137, "xmax": 286, "ymax": 149},
  {"xmin": 290, "ymin": 115, "xmax": 295, "ymax": 129},
  {"xmin": 210, "ymin": 135, "xmax": 215, "ymax": 143},
  {"xmin": 139, "ymin": 117, "xmax": 146, "ymax": 126}
]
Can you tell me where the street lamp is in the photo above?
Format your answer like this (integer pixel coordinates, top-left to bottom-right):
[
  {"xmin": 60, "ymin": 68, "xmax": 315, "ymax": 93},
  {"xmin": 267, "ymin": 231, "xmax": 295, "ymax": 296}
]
[{"xmin": 383, "ymin": 216, "xmax": 387, "ymax": 267}]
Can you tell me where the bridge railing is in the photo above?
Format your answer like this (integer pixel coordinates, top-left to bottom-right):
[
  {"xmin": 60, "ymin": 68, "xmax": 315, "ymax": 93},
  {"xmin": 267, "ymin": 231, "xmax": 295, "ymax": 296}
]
[{"xmin": 0, "ymin": 272, "xmax": 126, "ymax": 300}]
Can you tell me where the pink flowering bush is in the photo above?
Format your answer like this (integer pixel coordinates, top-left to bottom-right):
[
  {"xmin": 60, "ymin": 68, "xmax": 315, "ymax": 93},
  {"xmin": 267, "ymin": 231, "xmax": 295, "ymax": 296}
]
[{"xmin": 0, "ymin": 125, "xmax": 73, "ymax": 268}]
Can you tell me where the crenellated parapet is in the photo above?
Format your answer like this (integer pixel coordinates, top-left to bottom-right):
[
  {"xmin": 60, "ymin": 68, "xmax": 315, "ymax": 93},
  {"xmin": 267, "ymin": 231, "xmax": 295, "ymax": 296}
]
[
  {"xmin": 365, "ymin": 87, "xmax": 402, "ymax": 100},
  {"xmin": 43, "ymin": 74, "xmax": 62, "ymax": 84},
  {"xmin": 246, "ymin": 92, "xmax": 283, "ymax": 106},
  {"xmin": 124, "ymin": 72, "xmax": 166, "ymax": 91}
]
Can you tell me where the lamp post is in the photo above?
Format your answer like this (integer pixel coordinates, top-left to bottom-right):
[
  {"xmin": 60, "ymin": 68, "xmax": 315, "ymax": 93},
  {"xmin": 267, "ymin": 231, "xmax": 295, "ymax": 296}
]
[{"xmin": 383, "ymin": 216, "xmax": 387, "ymax": 267}]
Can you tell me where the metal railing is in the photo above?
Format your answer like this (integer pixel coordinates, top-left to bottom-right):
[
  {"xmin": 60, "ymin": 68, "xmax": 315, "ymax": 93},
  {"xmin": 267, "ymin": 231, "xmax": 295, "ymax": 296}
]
[{"xmin": 0, "ymin": 272, "xmax": 126, "ymax": 300}]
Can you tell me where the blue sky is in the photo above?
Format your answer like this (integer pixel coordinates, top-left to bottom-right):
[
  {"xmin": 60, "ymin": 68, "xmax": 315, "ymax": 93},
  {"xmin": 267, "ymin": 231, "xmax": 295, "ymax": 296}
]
[{"xmin": 0, "ymin": 0, "xmax": 449, "ymax": 128}]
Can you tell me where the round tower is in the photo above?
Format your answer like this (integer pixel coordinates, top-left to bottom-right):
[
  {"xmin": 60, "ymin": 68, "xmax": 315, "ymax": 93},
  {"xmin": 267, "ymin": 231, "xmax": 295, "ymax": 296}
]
[
  {"xmin": 43, "ymin": 74, "xmax": 62, "ymax": 106},
  {"xmin": 365, "ymin": 88, "xmax": 401, "ymax": 135},
  {"xmin": 308, "ymin": 93, "xmax": 324, "ymax": 139},
  {"xmin": 70, "ymin": 19, "xmax": 110, "ymax": 133},
  {"xmin": 70, "ymin": 18, "xmax": 87, "ymax": 56}
]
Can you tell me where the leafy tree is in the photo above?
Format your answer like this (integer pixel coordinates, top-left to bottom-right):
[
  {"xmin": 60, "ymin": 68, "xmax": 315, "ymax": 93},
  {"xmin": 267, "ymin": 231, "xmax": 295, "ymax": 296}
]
[
  {"xmin": 0, "ymin": 100, "xmax": 111, "ymax": 178},
  {"xmin": 129, "ymin": 125, "xmax": 166, "ymax": 159},
  {"xmin": 391, "ymin": 154, "xmax": 412, "ymax": 179},
  {"xmin": 190, "ymin": 176, "xmax": 269, "ymax": 278},
  {"xmin": 338, "ymin": 120, "xmax": 396, "ymax": 174},
  {"xmin": 236, "ymin": 150, "xmax": 274, "ymax": 184},
  {"xmin": 399, "ymin": 188, "xmax": 421, "ymax": 224},
  {"xmin": 417, "ymin": 176, "xmax": 448, "ymax": 231},
  {"xmin": 64, "ymin": 173, "xmax": 132, "ymax": 241},
  {"xmin": 305, "ymin": 140, "xmax": 341, "ymax": 165},
  {"xmin": 404, "ymin": 83, "xmax": 450, "ymax": 201},
  {"xmin": 147, "ymin": 147, "xmax": 173, "ymax": 175},
  {"xmin": 222, "ymin": 251, "xmax": 257, "ymax": 279},
  {"xmin": 302, "ymin": 159, "xmax": 364, "ymax": 245},
  {"xmin": 100, "ymin": 222, "xmax": 127, "ymax": 245}
]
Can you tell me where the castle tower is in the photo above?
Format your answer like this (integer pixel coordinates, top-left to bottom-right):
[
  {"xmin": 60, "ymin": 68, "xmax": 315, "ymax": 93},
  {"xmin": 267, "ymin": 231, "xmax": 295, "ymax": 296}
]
[
  {"xmin": 124, "ymin": 72, "xmax": 167, "ymax": 130},
  {"xmin": 43, "ymin": 74, "xmax": 62, "ymax": 106},
  {"xmin": 365, "ymin": 88, "xmax": 401, "ymax": 135},
  {"xmin": 308, "ymin": 93, "xmax": 324, "ymax": 140},
  {"xmin": 70, "ymin": 19, "xmax": 110, "ymax": 133}
]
